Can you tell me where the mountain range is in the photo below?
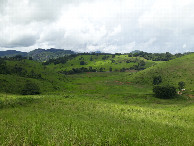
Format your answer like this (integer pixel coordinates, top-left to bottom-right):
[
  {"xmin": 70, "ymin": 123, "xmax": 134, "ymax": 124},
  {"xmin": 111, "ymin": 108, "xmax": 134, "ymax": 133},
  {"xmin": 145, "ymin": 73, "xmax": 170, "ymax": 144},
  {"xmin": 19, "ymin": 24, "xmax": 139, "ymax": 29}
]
[{"xmin": 0, "ymin": 48, "xmax": 76, "ymax": 61}]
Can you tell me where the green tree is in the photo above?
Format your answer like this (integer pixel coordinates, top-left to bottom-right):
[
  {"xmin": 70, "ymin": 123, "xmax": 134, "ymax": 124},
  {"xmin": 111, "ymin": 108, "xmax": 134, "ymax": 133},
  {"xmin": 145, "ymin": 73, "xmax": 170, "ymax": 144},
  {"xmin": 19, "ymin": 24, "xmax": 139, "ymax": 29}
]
[
  {"xmin": 153, "ymin": 85, "xmax": 176, "ymax": 99},
  {"xmin": 153, "ymin": 76, "xmax": 162, "ymax": 85},
  {"xmin": 21, "ymin": 81, "xmax": 40, "ymax": 95}
]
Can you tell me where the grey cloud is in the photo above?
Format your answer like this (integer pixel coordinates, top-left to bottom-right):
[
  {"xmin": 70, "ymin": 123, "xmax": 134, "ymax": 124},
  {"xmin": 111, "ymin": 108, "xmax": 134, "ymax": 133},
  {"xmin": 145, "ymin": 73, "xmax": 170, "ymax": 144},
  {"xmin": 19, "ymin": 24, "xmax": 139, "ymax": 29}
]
[
  {"xmin": 0, "ymin": 34, "xmax": 38, "ymax": 48},
  {"xmin": 1, "ymin": 0, "xmax": 194, "ymax": 53}
]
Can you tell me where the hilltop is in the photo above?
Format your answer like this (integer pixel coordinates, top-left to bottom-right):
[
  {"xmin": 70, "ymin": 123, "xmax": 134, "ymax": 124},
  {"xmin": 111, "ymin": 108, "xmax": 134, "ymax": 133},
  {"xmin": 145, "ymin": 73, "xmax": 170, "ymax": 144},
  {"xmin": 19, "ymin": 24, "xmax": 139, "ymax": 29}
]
[
  {"xmin": 45, "ymin": 54, "xmax": 161, "ymax": 74},
  {"xmin": 0, "ymin": 48, "xmax": 76, "ymax": 62},
  {"xmin": 28, "ymin": 48, "xmax": 76, "ymax": 61},
  {"xmin": 130, "ymin": 53, "xmax": 194, "ymax": 91}
]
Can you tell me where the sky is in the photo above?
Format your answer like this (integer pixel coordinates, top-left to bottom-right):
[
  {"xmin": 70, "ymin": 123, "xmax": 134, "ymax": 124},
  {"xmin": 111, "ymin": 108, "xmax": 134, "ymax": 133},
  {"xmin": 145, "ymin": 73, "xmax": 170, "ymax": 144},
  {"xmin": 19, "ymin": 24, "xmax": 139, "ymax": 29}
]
[{"xmin": 0, "ymin": 0, "xmax": 194, "ymax": 53}]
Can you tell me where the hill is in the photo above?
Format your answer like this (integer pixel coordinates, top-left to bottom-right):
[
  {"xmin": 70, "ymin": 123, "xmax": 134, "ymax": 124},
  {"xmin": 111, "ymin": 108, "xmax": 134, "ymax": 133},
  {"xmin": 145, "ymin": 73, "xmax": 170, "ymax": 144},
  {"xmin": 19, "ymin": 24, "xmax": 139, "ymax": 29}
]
[
  {"xmin": 130, "ymin": 53, "xmax": 194, "ymax": 91},
  {"xmin": 28, "ymin": 48, "xmax": 76, "ymax": 61},
  {"xmin": 0, "ymin": 68, "xmax": 194, "ymax": 145},
  {"xmin": 46, "ymin": 54, "xmax": 159, "ymax": 74},
  {"xmin": 0, "ymin": 58, "xmax": 67, "ymax": 94},
  {"xmin": 0, "ymin": 50, "xmax": 27, "ymax": 57},
  {"xmin": 0, "ymin": 52, "xmax": 194, "ymax": 145}
]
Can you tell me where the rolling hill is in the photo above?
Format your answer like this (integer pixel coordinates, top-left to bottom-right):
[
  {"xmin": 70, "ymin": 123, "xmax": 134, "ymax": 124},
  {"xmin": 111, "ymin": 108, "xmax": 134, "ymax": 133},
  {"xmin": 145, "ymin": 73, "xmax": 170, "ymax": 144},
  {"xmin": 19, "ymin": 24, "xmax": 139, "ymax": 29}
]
[
  {"xmin": 47, "ymin": 54, "xmax": 159, "ymax": 73},
  {"xmin": 130, "ymin": 53, "xmax": 194, "ymax": 92},
  {"xmin": 0, "ymin": 59, "xmax": 67, "ymax": 94}
]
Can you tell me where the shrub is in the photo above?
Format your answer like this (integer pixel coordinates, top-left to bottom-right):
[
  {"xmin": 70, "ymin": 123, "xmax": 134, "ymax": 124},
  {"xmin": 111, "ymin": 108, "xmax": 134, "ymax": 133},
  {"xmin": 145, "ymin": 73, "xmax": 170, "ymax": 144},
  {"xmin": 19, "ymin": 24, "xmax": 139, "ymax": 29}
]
[
  {"xmin": 80, "ymin": 61, "xmax": 85, "ymax": 65},
  {"xmin": 21, "ymin": 81, "xmax": 40, "ymax": 95},
  {"xmin": 178, "ymin": 81, "xmax": 185, "ymax": 90},
  {"xmin": 153, "ymin": 85, "xmax": 176, "ymax": 99},
  {"xmin": 153, "ymin": 76, "xmax": 162, "ymax": 85}
]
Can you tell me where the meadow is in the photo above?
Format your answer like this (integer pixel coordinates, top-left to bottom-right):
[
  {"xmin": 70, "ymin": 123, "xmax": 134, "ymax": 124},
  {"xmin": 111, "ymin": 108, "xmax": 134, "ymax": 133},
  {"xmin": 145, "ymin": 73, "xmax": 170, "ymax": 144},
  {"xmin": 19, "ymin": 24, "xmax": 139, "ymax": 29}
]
[
  {"xmin": 0, "ymin": 72, "xmax": 194, "ymax": 145},
  {"xmin": 0, "ymin": 54, "xmax": 194, "ymax": 145}
]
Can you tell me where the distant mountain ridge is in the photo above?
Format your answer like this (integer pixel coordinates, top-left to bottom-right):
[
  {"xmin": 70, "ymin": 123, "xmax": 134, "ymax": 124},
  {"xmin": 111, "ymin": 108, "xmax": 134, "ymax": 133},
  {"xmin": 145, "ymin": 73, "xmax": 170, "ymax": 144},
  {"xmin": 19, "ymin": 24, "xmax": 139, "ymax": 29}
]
[
  {"xmin": 130, "ymin": 50, "xmax": 141, "ymax": 54},
  {"xmin": 28, "ymin": 48, "xmax": 76, "ymax": 61},
  {"xmin": 0, "ymin": 50, "xmax": 28, "ymax": 57},
  {"xmin": 0, "ymin": 48, "xmax": 76, "ymax": 61}
]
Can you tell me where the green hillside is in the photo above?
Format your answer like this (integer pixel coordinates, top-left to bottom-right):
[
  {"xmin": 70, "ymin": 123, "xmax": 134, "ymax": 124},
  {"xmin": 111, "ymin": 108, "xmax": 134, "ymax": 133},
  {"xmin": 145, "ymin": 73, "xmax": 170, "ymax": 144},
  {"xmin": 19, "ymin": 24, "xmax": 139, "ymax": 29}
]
[
  {"xmin": 47, "ymin": 54, "xmax": 159, "ymax": 73},
  {"xmin": 0, "ymin": 71, "xmax": 193, "ymax": 145},
  {"xmin": 130, "ymin": 53, "xmax": 194, "ymax": 91},
  {"xmin": 0, "ymin": 59, "xmax": 67, "ymax": 94},
  {"xmin": 0, "ymin": 53, "xmax": 194, "ymax": 145}
]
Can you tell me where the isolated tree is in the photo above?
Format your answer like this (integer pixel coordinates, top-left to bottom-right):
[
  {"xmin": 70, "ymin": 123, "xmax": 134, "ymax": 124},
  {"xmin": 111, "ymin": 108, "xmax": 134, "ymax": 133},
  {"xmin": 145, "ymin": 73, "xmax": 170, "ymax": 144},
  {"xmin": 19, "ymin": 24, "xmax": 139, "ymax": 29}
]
[{"xmin": 153, "ymin": 85, "xmax": 176, "ymax": 99}]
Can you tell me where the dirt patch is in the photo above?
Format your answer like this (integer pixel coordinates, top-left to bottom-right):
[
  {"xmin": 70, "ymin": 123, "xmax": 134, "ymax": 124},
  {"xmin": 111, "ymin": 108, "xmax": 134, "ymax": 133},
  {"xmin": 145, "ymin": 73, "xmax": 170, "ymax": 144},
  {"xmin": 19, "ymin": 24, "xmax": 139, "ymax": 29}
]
[{"xmin": 187, "ymin": 94, "xmax": 194, "ymax": 98}]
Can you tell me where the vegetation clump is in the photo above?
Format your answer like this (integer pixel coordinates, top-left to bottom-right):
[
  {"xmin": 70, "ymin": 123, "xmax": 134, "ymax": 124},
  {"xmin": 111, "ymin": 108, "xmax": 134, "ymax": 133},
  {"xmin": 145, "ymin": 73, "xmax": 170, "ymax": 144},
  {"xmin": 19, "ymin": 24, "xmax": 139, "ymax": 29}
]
[
  {"xmin": 153, "ymin": 76, "xmax": 162, "ymax": 85},
  {"xmin": 153, "ymin": 85, "xmax": 176, "ymax": 99},
  {"xmin": 178, "ymin": 81, "xmax": 185, "ymax": 90},
  {"xmin": 21, "ymin": 81, "xmax": 40, "ymax": 95}
]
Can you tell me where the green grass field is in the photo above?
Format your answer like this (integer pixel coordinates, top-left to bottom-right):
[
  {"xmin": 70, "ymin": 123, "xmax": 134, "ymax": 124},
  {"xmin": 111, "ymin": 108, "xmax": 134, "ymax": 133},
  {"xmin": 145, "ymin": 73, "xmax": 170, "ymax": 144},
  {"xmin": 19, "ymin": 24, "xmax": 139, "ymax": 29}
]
[
  {"xmin": 0, "ymin": 54, "xmax": 194, "ymax": 145},
  {"xmin": 48, "ymin": 55, "xmax": 158, "ymax": 72},
  {"xmin": 0, "ymin": 71, "xmax": 194, "ymax": 145}
]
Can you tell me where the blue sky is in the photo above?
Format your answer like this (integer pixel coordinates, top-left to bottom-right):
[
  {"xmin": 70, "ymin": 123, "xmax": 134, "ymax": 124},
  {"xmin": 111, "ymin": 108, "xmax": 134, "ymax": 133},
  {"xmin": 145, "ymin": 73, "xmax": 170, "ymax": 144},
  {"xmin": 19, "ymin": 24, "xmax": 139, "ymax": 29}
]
[{"xmin": 0, "ymin": 0, "xmax": 194, "ymax": 53}]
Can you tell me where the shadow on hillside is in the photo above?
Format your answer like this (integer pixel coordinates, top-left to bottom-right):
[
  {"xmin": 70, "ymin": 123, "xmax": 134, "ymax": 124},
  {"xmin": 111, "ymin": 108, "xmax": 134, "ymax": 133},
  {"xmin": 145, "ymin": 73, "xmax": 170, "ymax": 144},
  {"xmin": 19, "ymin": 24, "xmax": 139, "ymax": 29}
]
[
  {"xmin": 0, "ymin": 97, "xmax": 39, "ymax": 109},
  {"xmin": 85, "ymin": 93, "xmax": 193, "ymax": 109}
]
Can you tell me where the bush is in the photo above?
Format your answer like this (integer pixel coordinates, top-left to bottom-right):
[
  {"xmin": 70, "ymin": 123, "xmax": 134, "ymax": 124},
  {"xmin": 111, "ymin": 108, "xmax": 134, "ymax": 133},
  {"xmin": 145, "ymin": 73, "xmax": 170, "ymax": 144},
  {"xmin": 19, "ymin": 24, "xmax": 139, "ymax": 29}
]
[
  {"xmin": 178, "ymin": 81, "xmax": 185, "ymax": 90},
  {"xmin": 80, "ymin": 61, "xmax": 85, "ymax": 65},
  {"xmin": 21, "ymin": 81, "xmax": 40, "ymax": 95},
  {"xmin": 153, "ymin": 85, "xmax": 176, "ymax": 99},
  {"xmin": 153, "ymin": 76, "xmax": 162, "ymax": 85}
]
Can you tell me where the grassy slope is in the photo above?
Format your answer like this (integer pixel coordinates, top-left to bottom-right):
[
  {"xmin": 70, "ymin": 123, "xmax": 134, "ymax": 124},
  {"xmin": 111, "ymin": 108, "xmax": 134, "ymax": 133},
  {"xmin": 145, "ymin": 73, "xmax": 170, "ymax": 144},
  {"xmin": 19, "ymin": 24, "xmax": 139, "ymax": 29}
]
[
  {"xmin": 0, "ymin": 55, "xmax": 194, "ymax": 145},
  {"xmin": 48, "ymin": 55, "xmax": 158, "ymax": 72},
  {"xmin": 0, "ymin": 73, "xmax": 193, "ymax": 145},
  {"xmin": 130, "ymin": 53, "xmax": 194, "ymax": 91},
  {"xmin": 0, "ymin": 60, "xmax": 67, "ymax": 94}
]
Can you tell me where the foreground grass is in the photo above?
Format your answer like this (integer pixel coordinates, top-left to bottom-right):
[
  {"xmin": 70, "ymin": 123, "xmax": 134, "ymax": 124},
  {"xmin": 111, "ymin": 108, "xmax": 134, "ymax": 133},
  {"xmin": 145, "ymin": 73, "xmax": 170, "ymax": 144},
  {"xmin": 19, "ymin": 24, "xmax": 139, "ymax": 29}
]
[{"xmin": 0, "ymin": 93, "xmax": 193, "ymax": 145}]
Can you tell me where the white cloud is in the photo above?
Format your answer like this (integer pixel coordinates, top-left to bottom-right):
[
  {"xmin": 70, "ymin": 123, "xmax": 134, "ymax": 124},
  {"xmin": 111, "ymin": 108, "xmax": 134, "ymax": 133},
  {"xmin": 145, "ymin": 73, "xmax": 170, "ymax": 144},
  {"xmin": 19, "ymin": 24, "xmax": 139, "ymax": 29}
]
[
  {"xmin": 0, "ymin": 0, "xmax": 194, "ymax": 53},
  {"xmin": 183, "ymin": 44, "xmax": 187, "ymax": 49}
]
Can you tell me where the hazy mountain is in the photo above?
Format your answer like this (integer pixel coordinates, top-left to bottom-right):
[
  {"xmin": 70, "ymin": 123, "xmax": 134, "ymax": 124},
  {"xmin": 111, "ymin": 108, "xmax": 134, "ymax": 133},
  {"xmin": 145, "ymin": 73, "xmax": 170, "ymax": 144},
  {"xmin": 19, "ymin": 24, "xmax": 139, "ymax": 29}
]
[
  {"xmin": 130, "ymin": 50, "xmax": 141, "ymax": 54},
  {"xmin": 0, "ymin": 50, "xmax": 27, "ymax": 57},
  {"xmin": 28, "ymin": 48, "xmax": 76, "ymax": 61}
]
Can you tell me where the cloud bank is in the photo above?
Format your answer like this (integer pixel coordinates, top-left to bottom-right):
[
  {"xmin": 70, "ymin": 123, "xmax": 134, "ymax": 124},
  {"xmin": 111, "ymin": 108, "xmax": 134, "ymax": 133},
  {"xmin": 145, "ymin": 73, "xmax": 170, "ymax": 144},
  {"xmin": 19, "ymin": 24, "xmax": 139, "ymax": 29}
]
[{"xmin": 0, "ymin": 0, "xmax": 194, "ymax": 53}]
